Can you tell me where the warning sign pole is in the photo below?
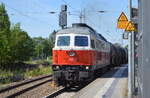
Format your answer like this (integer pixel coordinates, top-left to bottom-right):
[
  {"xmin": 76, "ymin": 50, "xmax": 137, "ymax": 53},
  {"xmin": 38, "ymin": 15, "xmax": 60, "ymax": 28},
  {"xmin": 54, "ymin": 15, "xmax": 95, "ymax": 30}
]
[
  {"xmin": 128, "ymin": 0, "xmax": 136, "ymax": 98},
  {"xmin": 116, "ymin": 2, "xmax": 136, "ymax": 98},
  {"xmin": 116, "ymin": 3, "xmax": 137, "ymax": 97}
]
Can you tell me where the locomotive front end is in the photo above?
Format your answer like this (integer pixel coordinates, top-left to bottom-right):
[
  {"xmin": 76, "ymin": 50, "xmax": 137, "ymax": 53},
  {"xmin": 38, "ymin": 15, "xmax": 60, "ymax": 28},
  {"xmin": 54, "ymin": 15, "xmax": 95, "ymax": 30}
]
[{"xmin": 52, "ymin": 33, "xmax": 94, "ymax": 86}]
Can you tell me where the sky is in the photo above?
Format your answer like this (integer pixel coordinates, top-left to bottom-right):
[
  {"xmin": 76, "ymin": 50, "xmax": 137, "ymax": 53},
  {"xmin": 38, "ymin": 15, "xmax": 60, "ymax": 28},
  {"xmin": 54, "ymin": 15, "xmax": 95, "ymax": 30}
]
[{"xmin": 0, "ymin": 0, "xmax": 138, "ymax": 46}]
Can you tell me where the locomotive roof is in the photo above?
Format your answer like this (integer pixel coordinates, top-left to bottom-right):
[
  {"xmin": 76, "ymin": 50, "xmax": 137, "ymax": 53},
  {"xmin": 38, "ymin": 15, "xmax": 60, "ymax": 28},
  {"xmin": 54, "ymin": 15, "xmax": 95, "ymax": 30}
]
[
  {"xmin": 57, "ymin": 23, "xmax": 107, "ymax": 42},
  {"xmin": 57, "ymin": 27, "xmax": 93, "ymax": 34}
]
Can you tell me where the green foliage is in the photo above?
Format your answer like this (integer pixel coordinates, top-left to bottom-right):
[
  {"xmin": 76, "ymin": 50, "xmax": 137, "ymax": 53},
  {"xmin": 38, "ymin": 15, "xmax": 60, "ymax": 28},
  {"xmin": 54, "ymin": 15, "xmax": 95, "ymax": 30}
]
[
  {"xmin": 125, "ymin": 45, "xmax": 128, "ymax": 48},
  {"xmin": 0, "ymin": 3, "xmax": 11, "ymax": 64},
  {"xmin": 0, "ymin": 3, "xmax": 54, "ymax": 86},
  {"xmin": 32, "ymin": 37, "xmax": 45, "ymax": 58},
  {"xmin": 24, "ymin": 66, "xmax": 52, "ymax": 78},
  {"xmin": 32, "ymin": 36, "xmax": 53, "ymax": 59},
  {"xmin": 25, "ymin": 59, "xmax": 51, "ymax": 65},
  {"xmin": 0, "ymin": 68, "xmax": 23, "ymax": 85},
  {"xmin": 0, "ymin": 3, "xmax": 34, "ymax": 66},
  {"xmin": 0, "ymin": 3, "xmax": 54, "ymax": 68},
  {"xmin": 114, "ymin": 43, "xmax": 121, "ymax": 47},
  {"xmin": 10, "ymin": 23, "xmax": 34, "ymax": 61},
  {"xmin": 0, "ymin": 66, "xmax": 52, "ymax": 86},
  {"xmin": 49, "ymin": 30, "xmax": 56, "ymax": 55}
]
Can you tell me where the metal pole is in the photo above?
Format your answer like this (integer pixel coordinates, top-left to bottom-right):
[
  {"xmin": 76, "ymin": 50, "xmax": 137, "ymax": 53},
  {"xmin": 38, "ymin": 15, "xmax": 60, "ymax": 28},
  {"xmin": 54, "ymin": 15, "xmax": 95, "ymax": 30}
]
[
  {"xmin": 79, "ymin": 9, "xmax": 86, "ymax": 23},
  {"xmin": 132, "ymin": 30, "xmax": 135, "ymax": 94},
  {"xmin": 128, "ymin": 33, "xmax": 132, "ymax": 98},
  {"xmin": 128, "ymin": 0, "xmax": 133, "ymax": 97},
  {"xmin": 83, "ymin": 9, "xmax": 86, "ymax": 23},
  {"xmin": 79, "ymin": 10, "xmax": 83, "ymax": 23},
  {"xmin": 129, "ymin": 0, "xmax": 135, "ymax": 94},
  {"xmin": 129, "ymin": 0, "xmax": 132, "ymax": 20}
]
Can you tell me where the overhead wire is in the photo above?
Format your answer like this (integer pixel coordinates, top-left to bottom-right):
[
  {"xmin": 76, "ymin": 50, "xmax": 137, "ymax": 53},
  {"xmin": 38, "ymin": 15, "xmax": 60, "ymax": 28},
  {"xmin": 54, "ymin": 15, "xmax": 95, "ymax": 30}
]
[
  {"xmin": 115, "ymin": 0, "xmax": 129, "ymax": 45},
  {"xmin": 94, "ymin": 0, "xmax": 129, "ymax": 43},
  {"xmin": 95, "ymin": 8, "xmax": 121, "ymax": 40},
  {"xmin": 85, "ymin": 15, "xmax": 114, "ymax": 42},
  {"xmin": 32, "ymin": 0, "xmax": 47, "ymax": 10},
  {"xmin": 0, "ymin": 1, "xmax": 50, "ymax": 25},
  {"xmin": 76, "ymin": 0, "xmax": 119, "ymax": 42}
]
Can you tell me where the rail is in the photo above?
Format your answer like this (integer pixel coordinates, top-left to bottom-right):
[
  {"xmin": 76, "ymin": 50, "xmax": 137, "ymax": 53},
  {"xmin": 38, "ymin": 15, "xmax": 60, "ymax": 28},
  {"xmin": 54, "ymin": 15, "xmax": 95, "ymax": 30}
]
[
  {"xmin": 43, "ymin": 87, "xmax": 67, "ymax": 98},
  {"xmin": 0, "ymin": 74, "xmax": 52, "ymax": 98}
]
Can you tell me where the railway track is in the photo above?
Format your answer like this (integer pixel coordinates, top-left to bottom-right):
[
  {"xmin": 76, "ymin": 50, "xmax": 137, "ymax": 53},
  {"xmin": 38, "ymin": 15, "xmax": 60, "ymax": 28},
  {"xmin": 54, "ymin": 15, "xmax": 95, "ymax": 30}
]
[
  {"xmin": 42, "ymin": 68, "xmax": 113, "ymax": 98},
  {"xmin": 43, "ymin": 87, "xmax": 66, "ymax": 98},
  {"xmin": 0, "ymin": 67, "xmax": 115, "ymax": 98},
  {"xmin": 0, "ymin": 74, "xmax": 52, "ymax": 98},
  {"xmin": 43, "ymin": 84, "xmax": 86, "ymax": 98},
  {"xmin": 43, "ymin": 86, "xmax": 78, "ymax": 98}
]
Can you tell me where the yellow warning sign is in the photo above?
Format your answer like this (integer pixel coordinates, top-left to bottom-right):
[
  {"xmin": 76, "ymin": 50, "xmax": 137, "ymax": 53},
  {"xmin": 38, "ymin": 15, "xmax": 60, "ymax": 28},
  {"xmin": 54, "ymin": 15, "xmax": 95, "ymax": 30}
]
[
  {"xmin": 117, "ymin": 12, "xmax": 129, "ymax": 29},
  {"xmin": 125, "ymin": 21, "xmax": 136, "ymax": 32},
  {"xmin": 117, "ymin": 21, "xmax": 129, "ymax": 29},
  {"xmin": 118, "ymin": 12, "xmax": 128, "ymax": 21}
]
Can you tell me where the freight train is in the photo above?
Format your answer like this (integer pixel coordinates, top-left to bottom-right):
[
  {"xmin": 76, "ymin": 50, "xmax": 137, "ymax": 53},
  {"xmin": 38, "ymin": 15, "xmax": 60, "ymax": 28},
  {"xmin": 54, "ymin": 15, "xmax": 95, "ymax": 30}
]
[{"xmin": 52, "ymin": 23, "xmax": 128, "ymax": 86}]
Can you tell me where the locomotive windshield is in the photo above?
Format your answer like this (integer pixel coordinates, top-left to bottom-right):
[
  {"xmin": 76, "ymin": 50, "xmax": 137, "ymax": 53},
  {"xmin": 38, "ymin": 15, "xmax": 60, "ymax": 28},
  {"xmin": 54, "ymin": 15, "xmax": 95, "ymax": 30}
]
[
  {"xmin": 75, "ymin": 36, "xmax": 88, "ymax": 46},
  {"xmin": 57, "ymin": 36, "xmax": 70, "ymax": 46}
]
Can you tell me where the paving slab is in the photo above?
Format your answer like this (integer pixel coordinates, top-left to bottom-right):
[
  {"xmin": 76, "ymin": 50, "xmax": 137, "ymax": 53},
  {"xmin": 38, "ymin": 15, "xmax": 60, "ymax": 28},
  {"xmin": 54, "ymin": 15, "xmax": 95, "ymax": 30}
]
[{"xmin": 72, "ymin": 64, "xmax": 128, "ymax": 98}]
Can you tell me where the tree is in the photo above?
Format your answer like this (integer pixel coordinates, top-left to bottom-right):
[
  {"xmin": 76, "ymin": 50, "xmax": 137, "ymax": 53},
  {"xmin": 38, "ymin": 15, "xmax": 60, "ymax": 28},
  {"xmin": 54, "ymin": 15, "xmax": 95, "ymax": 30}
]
[
  {"xmin": 49, "ymin": 30, "xmax": 56, "ymax": 46},
  {"xmin": 43, "ymin": 39, "xmax": 51, "ymax": 57},
  {"xmin": 114, "ymin": 43, "xmax": 121, "ymax": 47},
  {"xmin": 32, "ymin": 37, "xmax": 44, "ymax": 58},
  {"xmin": 10, "ymin": 23, "xmax": 34, "ymax": 61},
  {"xmin": 125, "ymin": 45, "xmax": 128, "ymax": 49},
  {"xmin": 48, "ymin": 30, "xmax": 57, "ymax": 56},
  {"xmin": 32, "ymin": 37, "xmax": 52, "ymax": 59},
  {"xmin": 0, "ymin": 3, "xmax": 11, "ymax": 65}
]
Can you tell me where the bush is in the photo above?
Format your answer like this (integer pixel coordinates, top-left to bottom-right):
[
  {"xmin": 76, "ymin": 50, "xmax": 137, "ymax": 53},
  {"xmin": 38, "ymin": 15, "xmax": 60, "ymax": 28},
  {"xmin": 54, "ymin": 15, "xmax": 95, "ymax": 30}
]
[{"xmin": 24, "ymin": 66, "xmax": 52, "ymax": 78}]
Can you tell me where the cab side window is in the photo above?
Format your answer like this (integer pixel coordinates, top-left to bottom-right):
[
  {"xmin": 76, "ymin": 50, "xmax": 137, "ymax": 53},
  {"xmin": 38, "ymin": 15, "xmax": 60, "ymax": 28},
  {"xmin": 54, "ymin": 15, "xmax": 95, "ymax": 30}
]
[{"xmin": 91, "ymin": 40, "xmax": 95, "ymax": 48}]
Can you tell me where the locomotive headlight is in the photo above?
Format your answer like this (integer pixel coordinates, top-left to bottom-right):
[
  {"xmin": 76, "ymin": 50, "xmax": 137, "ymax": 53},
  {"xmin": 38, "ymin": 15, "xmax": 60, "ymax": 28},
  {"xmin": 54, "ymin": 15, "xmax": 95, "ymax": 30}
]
[
  {"xmin": 67, "ymin": 51, "xmax": 76, "ymax": 56},
  {"xmin": 85, "ymin": 66, "xmax": 89, "ymax": 70},
  {"xmin": 53, "ymin": 66, "xmax": 59, "ymax": 70},
  {"xmin": 56, "ymin": 66, "xmax": 59, "ymax": 69},
  {"xmin": 52, "ymin": 65, "xmax": 60, "ymax": 70}
]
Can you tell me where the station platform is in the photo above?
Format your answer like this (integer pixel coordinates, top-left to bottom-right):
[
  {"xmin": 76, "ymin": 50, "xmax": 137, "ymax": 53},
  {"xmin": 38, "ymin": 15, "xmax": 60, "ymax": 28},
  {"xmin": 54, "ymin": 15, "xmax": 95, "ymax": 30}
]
[{"xmin": 72, "ymin": 64, "xmax": 128, "ymax": 98}]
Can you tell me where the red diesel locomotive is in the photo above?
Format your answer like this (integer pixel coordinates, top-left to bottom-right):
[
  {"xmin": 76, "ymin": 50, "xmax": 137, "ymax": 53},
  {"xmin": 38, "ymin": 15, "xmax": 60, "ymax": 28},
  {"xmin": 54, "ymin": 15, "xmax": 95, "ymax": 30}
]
[{"xmin": 52, "ymin": 23, "xmax": 127, "ymax": 86}]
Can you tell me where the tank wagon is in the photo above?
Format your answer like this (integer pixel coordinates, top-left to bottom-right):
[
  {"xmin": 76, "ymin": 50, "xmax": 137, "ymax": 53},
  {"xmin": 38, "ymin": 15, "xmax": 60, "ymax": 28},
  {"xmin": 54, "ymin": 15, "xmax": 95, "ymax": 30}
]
[
  {"xmin": 110, "ymin": 43, "xmax": 128, "ymax": 66},
  {"xmin": 52, "ymin": 23, "xmax": 127, "ymax": 86}
]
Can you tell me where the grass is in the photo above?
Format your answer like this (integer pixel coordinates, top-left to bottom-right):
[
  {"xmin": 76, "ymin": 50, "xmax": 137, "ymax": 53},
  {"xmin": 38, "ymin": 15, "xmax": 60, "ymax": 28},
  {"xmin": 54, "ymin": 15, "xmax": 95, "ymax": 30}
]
[
  {"xmin": 25, "ymin": 57, "xmax": 52, "ymax": 65},
  {"xmin": 0, "ymin": 70, "xmax": 13, "ymax": 85},
  {"xmin": 24, "ymin": 66, "xmax": 52, "ymax": 78},
  {"xmin": 0, "ymin": 59, "xmax": 53, "ymax": 87}
]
